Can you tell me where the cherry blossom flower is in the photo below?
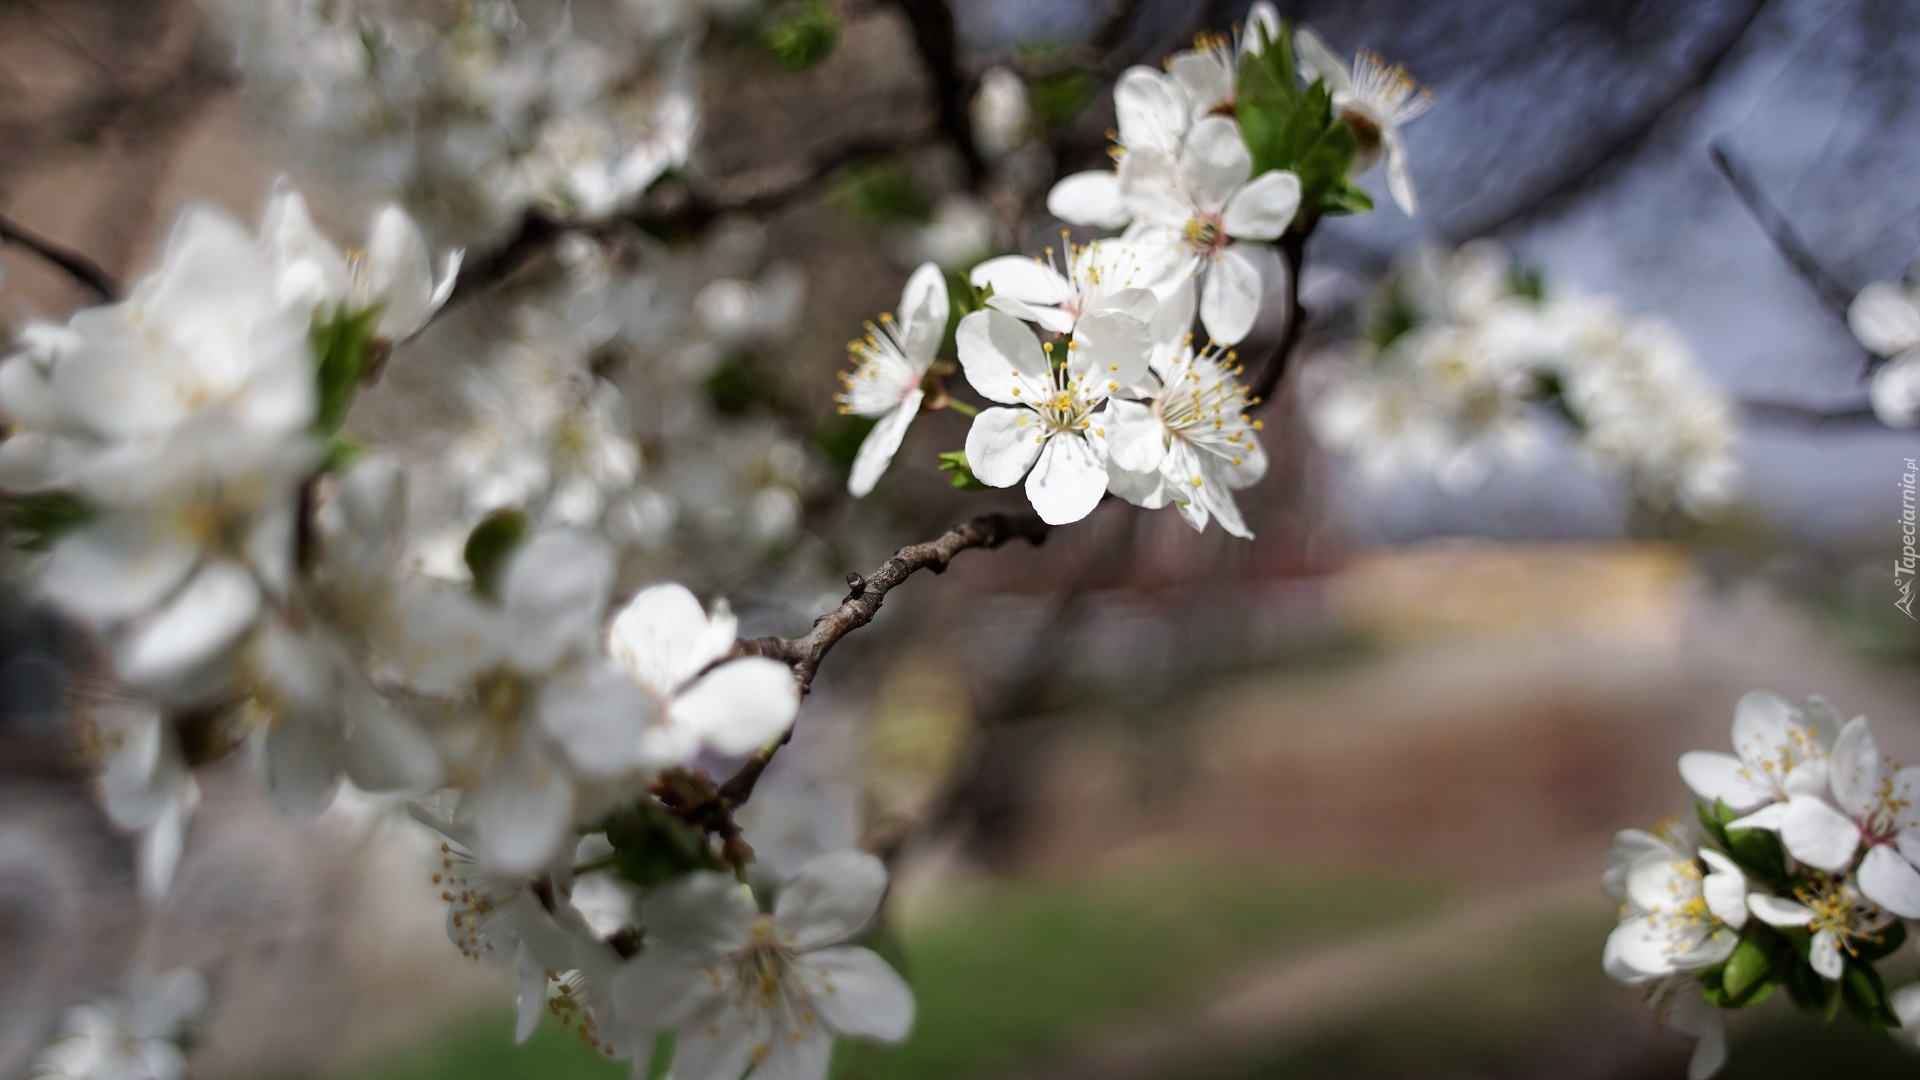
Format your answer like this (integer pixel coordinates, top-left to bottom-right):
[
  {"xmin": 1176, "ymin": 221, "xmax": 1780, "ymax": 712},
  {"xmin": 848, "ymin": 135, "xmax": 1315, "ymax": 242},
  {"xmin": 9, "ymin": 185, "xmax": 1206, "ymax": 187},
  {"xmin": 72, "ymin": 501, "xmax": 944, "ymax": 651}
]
[
  {"xmin": 1604, "ymin": 828, "xmax": 1748, "ymax": 979},
  {"xmin": 1294, "ymin": 27, "xmax": 1433, "ymax": 215},
  {"xmin": 1045, "ymin": 65, "xmax": 1195, "ymax": 230},
  {"xmin": 93, "ymin": 700, "xmax": 199, "ymax": 901},
  {"xmin": 1164, "ymin": 1, "xmax": 1282, "ymax": 119},
  {"xmin": 607, "ymin": 583, "xmax": 799, "ymax": 764},
  {"xmin": 956, "ymin": 307, "xmax": 1151, "ymax": 524},
  {"xmin": 970, "ymin": 66, "xmax": 1031, "ymax": 157},
  {"xmin": 836, "ymin": 263, "xmax": 948, "ymax": 497},
  {"xmin": 31, "ymin": 968, "xmax": 207, "ymax": 1080},
  {"xmin": 1846, "ymin": 263, "xmax": 1920, "ymax": 427},
  {"xmin": 259, "ymin": 185, "xmax": 462, "ymax": 342},
  {"xmin": 1113, "ymin": 116, "xmax": 1300, "ymax": 344},
  {"xmin": 612, "ymin": 851, "xmax": 913, "ymax": 1080},
  {"xmin": 1677, "ymin": 690, "xmax": 1836, "ymax": 814},
  {"xmin": 1739, "ymin": 716, "xmax": 1920, "ymax": 918},
  {"xmin": 968, "ymin": 238, "xmax": 1159, "ymax": 336},
  {"xmin": 1747, "ymin": 879, "xmax": 1895, "ymax": 980}
]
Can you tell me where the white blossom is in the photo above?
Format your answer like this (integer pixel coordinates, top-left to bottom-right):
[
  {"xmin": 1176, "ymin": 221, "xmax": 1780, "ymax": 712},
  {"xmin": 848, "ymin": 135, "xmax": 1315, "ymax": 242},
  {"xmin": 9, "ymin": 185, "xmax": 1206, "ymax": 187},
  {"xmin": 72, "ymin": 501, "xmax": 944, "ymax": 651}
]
[
  {"xmin": 957, "ymin": 307, "xmax": 1151, "ymax": 524},
  {"xmin": 1747, "ymin": 880, "xmax": 1893, "ymax": 980},
  {"xmin": 1163, "ymin": 1, "xmax": 1282, "ymax": 119},
  {"xmin": 1604, "ymin": 829, "xmax": 1748, "ymax": 980},
  {"xmin": 259, "ymin": 185, "xmax": 461, "ymax": 342},
  {"xmin": 612, "ymin": 851, "xmax": 913, "ymax": 1080},
  {"xmin": 92, "ymin": 701, "xmax": 199, "ymax": 901},
  {"xmin": 607, "ymin": 583, "xmax": 800, "ymax": 764},
  {"xmin": 1846, "ymin": 264, "xmax": 1920, "ymax": 427},
  {"xmin": 32, "ymin": 970, "xmax": 206, "ymax": 1080},
  {"xmin": 1294, "ymin": 27, "xmax": 1433, "ymax": 215},
  {"xmin": 970, "ymin": 66, "xmax": 1031, "ymax": 157},
  {"xmin": 1677, "ymin": 690, "xmax": 1836, "ymax": 814},
  {"xmin": 968, "ymin": 238, "xmax": 1159, "ymax": 336},
  {"xmin": 836, "ymin": 263, "xmax": 948, "ymax": 497}
]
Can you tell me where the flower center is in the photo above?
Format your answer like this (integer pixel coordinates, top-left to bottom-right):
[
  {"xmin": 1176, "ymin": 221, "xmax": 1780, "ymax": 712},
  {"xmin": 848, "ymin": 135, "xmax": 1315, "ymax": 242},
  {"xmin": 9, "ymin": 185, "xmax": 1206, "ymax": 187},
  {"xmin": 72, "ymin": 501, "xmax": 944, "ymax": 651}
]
[{"xmin": 1183, "ymin": 213, "xmax": 1227, "ymax": 256}]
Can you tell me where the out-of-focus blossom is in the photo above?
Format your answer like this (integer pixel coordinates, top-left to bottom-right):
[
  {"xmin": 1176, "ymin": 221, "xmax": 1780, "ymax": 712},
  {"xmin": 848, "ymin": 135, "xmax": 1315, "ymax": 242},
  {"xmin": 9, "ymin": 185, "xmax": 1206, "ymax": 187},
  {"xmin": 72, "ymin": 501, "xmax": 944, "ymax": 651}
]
[
  {"xmin": 837, "ymin": 263, "xmax": 948, "ymax": 497},
  {"xmin": 1847, "ymin": 261, "xmax": 1920, "ymax": 427},
  {"xmin": 1294, "ymin": 27, "xmax": 1433, "ymax": 215},
  {"xmin": 32, "ymin": 968, "xmax": 207, "ymax": 1080}
]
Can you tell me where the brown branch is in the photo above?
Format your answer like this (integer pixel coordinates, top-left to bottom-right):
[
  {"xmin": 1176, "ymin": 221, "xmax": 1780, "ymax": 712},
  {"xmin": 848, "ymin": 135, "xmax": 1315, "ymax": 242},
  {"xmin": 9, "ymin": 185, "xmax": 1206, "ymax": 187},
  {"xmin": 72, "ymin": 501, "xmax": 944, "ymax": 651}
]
[
  {"xmin": 1709, "ymin": 143, "xmax": 1856, "ymax": 326},
  {"xmin": 715, "ymin": 510, "xmax": 1050, "ymax": 808},
  {"xmin": 885, "ymin": 0, "xmax": 987, "ymax": 185},
  {"xmin": 0, "ymin": 212, "xmax": 119, "ymax": 302},
  {"xmin": 1739, "ymin": 397, "xmax": 1889, "ymax": 429},
  {"xmin": 442, "ymin": 127, "xmax": 934, "ymax": 310}
]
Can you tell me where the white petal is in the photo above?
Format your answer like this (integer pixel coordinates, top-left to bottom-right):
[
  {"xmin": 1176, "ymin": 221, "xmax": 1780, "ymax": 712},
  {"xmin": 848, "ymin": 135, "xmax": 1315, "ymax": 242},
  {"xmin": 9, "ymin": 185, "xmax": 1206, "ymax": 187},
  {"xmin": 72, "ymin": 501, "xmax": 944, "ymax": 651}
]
[
  {"xmin": 1893, "ymin": 982, "xmax": 1920, "ymax": 1034},
  {"xmin": 1674, "ymin": 996, "xmax": 1727, "ymax": 1080},
  {"xmin": 964, "ymin": 407, "xmax": 1045, "ymax": 487},
  {"xmin": 614, "ymin": 943, "xmax": 722, "ymax": 1031},
  {"xmin": 469, "ymin": 741, "xmax": 574, "ymax": 872},
  {"xmin": 1293, "ymin": 27, "xmax": 1356, "ymax": 98},
  {"xmin": 1828, "ymin": 715, "xmax": 1882, "ymax": 820},
  {"xmin": 670, "ymin": 656, "xmax": 799, "ymax": 757},
  {"xmin": 792, "ymin": 947, "xmax": 914, "ymax": 1042},
  {"xmin": 752, "ymin": 1024, "xmax": 835, "ymax": 1080},
  {"xmin": 1871, "ymin": 352, "xmax": 1920, "ymax": 428},
  {"xmin": 539, "ymin": 664, "xmax": 653, "ymax": 776},
  {"xmin": 1070, "ymin": 310, "xmax": 1152, "ymax": 390},
  {"xmin": 341, "ymin": 694, "xmax": 442, "ymax": 794},
  {"xmin": 1383, "ymin": 135, "xmax": 1418, "ymax": 216},
  {"xmin": 897, "ymin": 262, "xmax": 950, "ymax": 367},
  {"xmin": 139, "ymin": 788, "xmax": 195, "ymax": 901},
  {"xmin": 1221, "ymin": 171, "xmax": 1302, "ymax": 241},
  {"xmin": 1745, "ymin": 893, "xmax": 1813, "ymax": 927},
  {"xmin": 608, "ymin": 582, "xmax": 728, "ymax": 697},
  {"xmin": 848, "ymin": 391, "xmax": 923, "ymax": 497},
  {"xmin": 1025, "ymin": 434, "xmax": 1107, "ymax": 525},
  {"xmin": 1116, "ymin": 148, "xmax": 1189, "ymax": 229},
  {"xmin": 638, "ymin": 871, "xmax": 757, "ymax": 956},
  {"xmin": 668, "ymin": 997, "xmax": 763, "ymax": 1080},
  {"xmin": 1726, "ymin": 802, "xmax": 1788, "ymax": 831},
  {"xmin": 1811, "ymin": 929, "xmax": 1845, "ymax": 980},
  {"xmin": 265, "ymin": 717, "xmax": 343, "ymax": 818},
  {"xmin": 1859, "ymin": 844, "xmax": 1920, "ymax": 918},
  {"xmin": 956, "ymin": 310, "xmax": 1050, "ymax": 405},
  {"xmin": 1849, "ymin": 281, "xmax": 1920, "ymax": 356},
  {"xmin": 1114, "ymin": 66, "xmax": 1190, "ymax": 155},
  {"xmin": 1699, "ymin": 853, "xmax": 1747, "ymax": 928},
  {"xmin": 1168, "ymin": 52, "xmax": 1233, "ymax": 115},
  {"xmin": 1104, "ymin": 398, "xmax": 1166, "ymax": 473},
  {"xmin": 1779, "ymin": 795, "xmax": 1861, "ymax": 871},
  {"xmin": 1178, "ymin": 116, "xmax": 1254, "ymax": 211},
  {"xmin": 1148, "ymin": 277, "xmax": 1198, "ymax": 362},
  {"xmin": 1677, "ymin": 750, "xmax": 1773, "ymax": 811},
  {"xmin": 1200, "ymin": 244, "xmax": 1266, "ymax": 346},
  {"xmin": 1243, "ymin": 3, "xmax": 1282, "ymax": 53},
  {"xmin": 366, "ymin": 205, "xmax": 435, "ymax": 338},
  {"xmin": 42, "ymin": 513, "xmax": 199, "ymax": 624},
  {"xmin": 774, "ymin": 850, "xmax": 888, "ymax": 950},
  {"xmin": 969, "ymin": 256, "xmax": 1071, "ymax": 308},
  {"xmin": 503, "ymin": 530, "xmax": 612, "ymax": 672},
  {"xmin": 118, "ymin": 560, "xmax": 261, "ymax": 684},
  {"xmin": 515, "ymin": 944, "xmax": 548, "ymax": 1042},
  {"xmin": 1046, "ymin": 171, "xmax": 1130, "ymax": 230}
]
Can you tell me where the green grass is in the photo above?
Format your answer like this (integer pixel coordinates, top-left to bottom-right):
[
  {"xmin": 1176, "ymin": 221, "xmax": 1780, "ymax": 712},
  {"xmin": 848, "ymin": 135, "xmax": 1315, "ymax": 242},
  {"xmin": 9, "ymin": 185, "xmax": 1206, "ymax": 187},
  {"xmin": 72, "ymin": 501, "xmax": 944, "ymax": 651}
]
[{"xmin": 326, "ymin": 860, "xmax": 1440, "ymax": 1080}]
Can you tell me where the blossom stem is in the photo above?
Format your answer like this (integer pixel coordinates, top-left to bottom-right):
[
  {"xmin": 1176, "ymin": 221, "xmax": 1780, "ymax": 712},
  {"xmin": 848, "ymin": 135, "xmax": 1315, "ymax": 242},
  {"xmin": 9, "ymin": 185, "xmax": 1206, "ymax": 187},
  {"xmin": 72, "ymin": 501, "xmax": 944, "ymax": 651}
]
[{"xmin": 942, "ymin": 397, "xmax": 978, "ymax": 417}]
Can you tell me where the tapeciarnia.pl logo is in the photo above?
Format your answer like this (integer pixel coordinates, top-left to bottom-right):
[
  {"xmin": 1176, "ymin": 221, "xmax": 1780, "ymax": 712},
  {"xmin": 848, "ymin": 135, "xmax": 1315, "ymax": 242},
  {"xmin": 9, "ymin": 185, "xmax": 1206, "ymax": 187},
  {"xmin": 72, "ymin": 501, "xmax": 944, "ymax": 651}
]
[{"xmin": 1900, "ymin": 457, "xmax": 1917, "ymax": 620}]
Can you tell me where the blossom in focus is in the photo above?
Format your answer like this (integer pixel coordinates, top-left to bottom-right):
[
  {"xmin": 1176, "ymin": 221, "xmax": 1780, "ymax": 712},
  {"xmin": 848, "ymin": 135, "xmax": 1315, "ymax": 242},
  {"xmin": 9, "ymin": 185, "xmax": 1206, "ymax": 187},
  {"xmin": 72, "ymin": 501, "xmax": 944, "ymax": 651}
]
[
  {"xmin": 607, "ymin": 583, "xmax": 800, "ymax": 763},
  {"xmin": 957, "ymin": 307, "xmax": 1151, "ymax": 524},
  {"xmin": 1105, "ymin": 283, "xmax": 1268, "ymax": 538},
  {"xmin": 1747, "ymin": 879, "xmax": 1893, "ymax": 980},
  {"xmin": 969, "ymin": 238, "xmax": 1159, "ymax": 336},
  {"xmin": 613, "ymin": 851, "xmax": 913, "ymax": 1080},
  {"xmin": 837, "ymin": 263, "xmax": 949, "ymax": 497},
  {"xmin": 1112, "ymin": 115, "xmax": 1300, "ymax": 344},
  {"xmin": 1677, "ymin": 690, "xmax": 1836, "ymax": 814},
  {"xmin": 1046, "ymin": 65, "xmax": 1196, "ymax": 230},
  {"xmin": 1846, "ymin": 262, "xmax": 1920, "ymax": 427},
  {"xmin": 1734, "ymin": 715, "xmax": 1920, "ymax": 918},
  {"xmin": 32, "ymin": 968, "xmax": 207, "ymax": 1080},
  {"xmin": 1294, "ymin": 27, "xmax": 1433, "ymax": 215}
]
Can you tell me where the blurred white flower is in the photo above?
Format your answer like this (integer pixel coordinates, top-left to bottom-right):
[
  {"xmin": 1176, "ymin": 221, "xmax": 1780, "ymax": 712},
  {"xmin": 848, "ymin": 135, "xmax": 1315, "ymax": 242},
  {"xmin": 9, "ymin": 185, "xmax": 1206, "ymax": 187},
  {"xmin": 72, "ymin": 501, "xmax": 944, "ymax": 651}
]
[
  {"xmin": 93, "ymin": 701, "xmax": 199, "ymax": 901},
  {"xmin": 32, "ymin": 968, "xmax": 207, "ymax": 1080},
  {"xmin": 970, "ymin": 66, "xmax": 1031, "ymax": 157},
  {"xmin": 901, "ymin": 194, "xmax": 995, "ymax": 272},
  {"xmin": 1604, "ymin": 831, "xmax": 1747, "ymax": 980},
  {"xmin": 612, "ymin": 851, "xmax": 913, "ymax": 1080},
  {"xmin": 1164, "ymin": 1, "xmax": 1281, "ymax": 119},
  {"xmin": 1847, "ymin": 265, "xmax": 1920, "ymax": 427},
  {"xmin": 259, "ymin": 185, "xmax": 461, "ymax": 342}
]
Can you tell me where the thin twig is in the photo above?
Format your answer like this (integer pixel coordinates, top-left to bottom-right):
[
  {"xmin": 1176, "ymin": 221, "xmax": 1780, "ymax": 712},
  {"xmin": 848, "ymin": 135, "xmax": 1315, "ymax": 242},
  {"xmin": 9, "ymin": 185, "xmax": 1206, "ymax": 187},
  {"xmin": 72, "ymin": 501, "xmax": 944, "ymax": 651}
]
[
  {"xmin": 1739, "ymin": 397, "xmax": 1886, "ymax": 428},
  {"xmin": 1709, "ymin": 142, "xmax": 1855, "ymax": 323},
  {"xmin": 0, "ymin": 212, "xmax": 119, "ymax": 301},
  {"xmin": 716, "ymin": 511, "xmax": 1050, "ymax": 808}
]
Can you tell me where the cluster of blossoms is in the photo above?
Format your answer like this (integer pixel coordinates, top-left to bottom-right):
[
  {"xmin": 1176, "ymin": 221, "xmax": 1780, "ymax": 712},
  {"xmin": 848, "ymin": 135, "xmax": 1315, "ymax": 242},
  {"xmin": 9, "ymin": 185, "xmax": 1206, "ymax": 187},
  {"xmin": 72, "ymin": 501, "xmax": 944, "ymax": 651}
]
[
  {"xmin": 1605, "ymin": 690, "xmax": 1920, "ymax": 1077},
  {"xmin": 2, "ymin": 191, "xmax": 912, "ymax": 1078},
  {"xmin": 211, "ymin": 0, "xmax": 745, "ymax": 244},
  {"xmin": 837, "ymin": 13, "xmax": 1433, "ymax": 535},
  {"xmin": 1847, "ymin": 251, "xmax": 1920, "ymax": 428},
  {"xmin": 31, "ymin": 968, "xmax": 207, "ymax": 1080},
  {"xmin": 1312, "ymin": 242, "xmax": 1740, "ymax": 515}
]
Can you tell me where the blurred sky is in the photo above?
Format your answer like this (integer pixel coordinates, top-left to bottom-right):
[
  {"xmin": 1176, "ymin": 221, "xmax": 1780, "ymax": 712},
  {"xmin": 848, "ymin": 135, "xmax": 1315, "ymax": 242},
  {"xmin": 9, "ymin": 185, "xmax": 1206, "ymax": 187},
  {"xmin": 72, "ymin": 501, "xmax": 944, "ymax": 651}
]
[{"xmin": 960, "ymin": 0, "xmax": 1920, "ymax": 552}]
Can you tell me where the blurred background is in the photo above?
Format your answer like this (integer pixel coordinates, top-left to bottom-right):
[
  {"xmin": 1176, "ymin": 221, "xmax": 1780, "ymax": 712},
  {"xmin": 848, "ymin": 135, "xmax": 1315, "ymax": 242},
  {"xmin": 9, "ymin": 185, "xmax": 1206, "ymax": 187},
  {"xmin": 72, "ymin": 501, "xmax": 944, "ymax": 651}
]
[{"xmin": 1, "ymin": 0, "xmax": 1919, "ymax": 1077}]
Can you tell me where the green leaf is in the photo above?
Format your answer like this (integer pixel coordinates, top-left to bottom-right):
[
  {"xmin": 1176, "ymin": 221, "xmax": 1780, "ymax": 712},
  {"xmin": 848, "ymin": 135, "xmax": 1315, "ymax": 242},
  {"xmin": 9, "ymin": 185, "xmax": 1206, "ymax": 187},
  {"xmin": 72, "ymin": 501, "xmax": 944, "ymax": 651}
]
[
  {"xmin": 1842, "ymin": 958, "xmax": 1901, "ymax": 1028},
  {"xmin": 1696, "ymin": 801, "xmax": 1733, "ymax": 851},
  {"xmin": 1723, "ymin": 824, "xmax": 1789, "ymax": 887},
  {"xmin": 4, "ymin": 492, "xmax": 90, "ymax": 551},
  {"xmin": 705, "ymin": 353, "xmax": 781, "ymax": 416},
  {"xmin": 833, "ymin": 162, "xmax": 932, "ymax": 225},
  {"xmin": 601, "ymin": 800, "xmax": 724, "ymax": 889},
  {"xmin": 937, "ymin": 450, "xmax": 988, "ymax": 491},
  {"xmin": 761, "ymin": 0, "xmax": 838, "ymax": 72},
  {"xmin": 1028, "ymin": 68, "xmax": 1097, "ymax": 126},
  {"xmin": 1510, "ymin": 262, "xmax": 1546, "ymax": 301},
  {"xmin": 1721, "ymin": 938, "xmax": 1772, "ymax": 1002},
  {"xmin": 310, "ymin": 305, "xmax": 386, "ymax": 433},
  {"xmin": 463, "ymin": 508, "xmax": 530, "ymax": 599},
  {"xmin": 324, "ymin": 433, "xmax": 367, "ymax": 473},
  {"xmin": 1295, "ymin": 105, "xmax": 1359, "ymax": 218},
  {"xmin": 1318, "ymin": 181, "xmax": 1374, "ymax": 216}
]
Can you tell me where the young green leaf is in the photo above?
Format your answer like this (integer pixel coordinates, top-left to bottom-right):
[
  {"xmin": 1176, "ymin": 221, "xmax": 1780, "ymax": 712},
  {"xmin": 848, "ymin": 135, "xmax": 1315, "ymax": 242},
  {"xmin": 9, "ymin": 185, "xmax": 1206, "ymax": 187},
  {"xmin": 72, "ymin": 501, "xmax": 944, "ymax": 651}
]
[
  {"xmin": 1721, "ymin": 938, "xmax": 1773, "ymax": 1003},
  {"xmin": 463, "ymin": 508, "xmax": 531, "ymax": 599},
  {"xmin": 937, "ymin": 450, "xmax": 988, "ymax": 491},
  {"xmin": 4, "ymin": 492, "xmax": 90, "ymax": 551}
]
